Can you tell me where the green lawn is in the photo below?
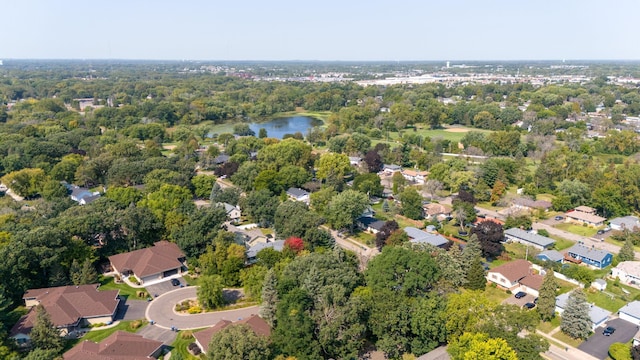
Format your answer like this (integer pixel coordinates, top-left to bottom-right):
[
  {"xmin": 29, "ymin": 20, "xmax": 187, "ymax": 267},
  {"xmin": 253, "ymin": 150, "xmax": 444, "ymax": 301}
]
[
  {"xmin": 504, "ymin": 242, "xmax": 539, "ymax": 261},
  {"xmin": 484, "ymin": 285, "xmax": 511, "ymax": 304},
  {"xmin": 586, "ymin": 280, "xmax": 640, "ymax": 312},
  {"xmin": 183, "ymin": 274, "xmax": 201, "ymax": 287},
  {"xmin": 557, "ymin": 278, "xmax": 579, "ymax": 295},
  {"xmin": 554, "ymin": 223, "xmax": 598, "ymax": 237},
  {"xmin": 352, "ymin": 231, "xmax": 375, "ymax": 247},
  {"xmin": 98, "ymin": 276, "xmax": 144, "ymax": 299},
  {"xmin": 66, "ymin": 320, "xmax": 147, "ymax": 349},
  {"xmin": 170, "ymin": 330, "xmax": 206, "ymax": 360},
  {"xmin": 538, "ymin": 316, "xmax": 562, "ymax": 333},
  {"xmin": 552, "ymin": 331, "xmax": 584, "ymax": 348},
  {"xmin": 550, "ymin": 236, "xmax": 575, "ymax": 251}
]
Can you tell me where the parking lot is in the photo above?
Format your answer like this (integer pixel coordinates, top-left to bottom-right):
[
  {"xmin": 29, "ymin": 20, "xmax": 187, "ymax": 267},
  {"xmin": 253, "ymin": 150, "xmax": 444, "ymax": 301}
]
[
  {"xmin": 145, "ymin": 277, "xmax": 185, "ymax": 297},
  {"xmin": 579, "ymin": 318, "xmax": 637, "ymax": 359},
  {"xmin": 502, "ymin": 292, "xmax": 536, "ymax": 308}
]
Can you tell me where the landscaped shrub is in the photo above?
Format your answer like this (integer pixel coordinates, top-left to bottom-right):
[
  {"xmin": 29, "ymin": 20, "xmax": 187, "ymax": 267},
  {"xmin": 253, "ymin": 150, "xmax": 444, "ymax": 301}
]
[
  {"xmin": 130, "ymin": 320, "xmax": 143, "ymax": 330},
  {"xmin": 188, "ymin": 342, "xmax": 202, "ymax": 355},
  {"xmin": 187, "ymin": 306, "xmax": 202, "ymax": 314},
  {"xmin": 609, "ymin": 342, "xmax": 631, "ymax": 360},
  {"xmin": 180, "ymin": 331, "xmax": 193, "ymax": 339}
]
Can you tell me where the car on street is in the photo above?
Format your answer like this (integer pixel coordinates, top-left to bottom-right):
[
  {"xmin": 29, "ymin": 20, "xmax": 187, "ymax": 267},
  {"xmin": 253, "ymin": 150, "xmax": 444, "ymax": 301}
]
[
  {"xmin": 523, "ymin": 302, "xmax": 536, "ymax": 309},
  {"xmin": 171, "ymin": 278, "xmax": 180, "ymax": 286},
  {"xmin": 603, "ymin": 326, "xmax": 616, "ymax": 336},
  {"xmin": 514, "ymin": 291, "xmax": 527, "ymax": 299},
  {"xmin": 554, "ymin": 216, "xmax": 564, "ymax": 221}
]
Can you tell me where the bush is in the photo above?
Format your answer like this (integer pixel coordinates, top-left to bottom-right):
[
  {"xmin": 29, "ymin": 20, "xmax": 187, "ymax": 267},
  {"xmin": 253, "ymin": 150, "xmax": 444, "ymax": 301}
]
[
  {"xmin": 129, "ymin": 277, "xmax": 140, "ymax": 285},
  {"xmin": 187, "ymin": 306, "xmax": 202, "ymax": 314},
  {"xmin": 180, "ymin": 330, "xmax": 193, "ymax": 339},
  {"xmin": 90, "ymin": 322, "xmax": 106, "ymax": 328},
  {"xmin": 130, "ymin": 320, "xmax": 143, "ymax": 330},
  {"xmin": 609, "ymin": 342, "xmax": 631, "ymax": 360},
  {"xmin": 136, "ymin": 291, "xmax": 148, "ymax": 298}
]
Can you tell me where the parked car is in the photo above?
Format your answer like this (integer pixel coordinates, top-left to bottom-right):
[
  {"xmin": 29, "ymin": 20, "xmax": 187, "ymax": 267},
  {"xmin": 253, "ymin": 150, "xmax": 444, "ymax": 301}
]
[
  {"xmin": 603, "ymin": 326, "xmax": 616, "ymax": 336},
  {"xmin": 597, "ymin": 230, "xmax": 605, "ymax": 235},
  {"xmin": 523, "ymin": 302, "xmax": 536, "ymax": 309},
  {"xmin": 554, "ymin": 216, "xmax": 564, "ymax": 221},
  {"xmin": 514, "ymin": 291, "xmax": 527, "ymax": 299},
  {"xmin": 171, "ymin": 278, "xmax": 181, "ymax": 286}
]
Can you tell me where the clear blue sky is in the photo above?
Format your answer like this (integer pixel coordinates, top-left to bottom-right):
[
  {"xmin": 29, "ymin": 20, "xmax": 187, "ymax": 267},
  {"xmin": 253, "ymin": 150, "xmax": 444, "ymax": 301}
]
[{"xmin": 2, "ymin": 0, "xmax": 639, "ymax": 61}]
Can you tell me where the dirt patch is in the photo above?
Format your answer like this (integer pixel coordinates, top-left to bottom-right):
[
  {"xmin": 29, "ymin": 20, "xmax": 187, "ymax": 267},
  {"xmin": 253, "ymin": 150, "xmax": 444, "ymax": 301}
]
[{"xmin": 445, "ymin": 128, "xmax": 470, "ymax": 133}]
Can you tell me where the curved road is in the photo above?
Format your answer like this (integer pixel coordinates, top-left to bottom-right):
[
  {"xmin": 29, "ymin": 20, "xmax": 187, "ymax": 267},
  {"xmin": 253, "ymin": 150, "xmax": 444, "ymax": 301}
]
[{"xmin": 145, "ymin": 287, "xmax": 260, "ymax": 330}]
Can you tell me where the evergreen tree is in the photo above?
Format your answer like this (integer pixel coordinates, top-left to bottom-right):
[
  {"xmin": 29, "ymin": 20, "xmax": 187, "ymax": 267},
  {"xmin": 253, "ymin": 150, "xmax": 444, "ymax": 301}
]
[
  {"xmin": 462, "ymin": 234, "xmax": 482, "ymax": 269},
  {"xmin": 537, "ymin": 269, "xmax": 558, "ymax": 321},
  {"xmin": 465, "ymin": 257, "xmax": 486, "ymax": 290},
  {"xmin": 560, "ymin": 289, "xmax": 591, "ymax": 339},
  {"xmin": 619, "ymin": 236, "xmax": 635, "ymax": 262},
  {"xmin": 30, "ymin": 305, "xmax": 64, "ymax": 352},
  {"xmin": 260, "ymin": 269, "xmax": 278, "ymax": 327},
  {"xmin": 436, "ymin": 245, "xmax": 466, "ymax": 289},
  {"xmin": 69, "ymin": 259, "xmax": 82, "ymax": 285}
]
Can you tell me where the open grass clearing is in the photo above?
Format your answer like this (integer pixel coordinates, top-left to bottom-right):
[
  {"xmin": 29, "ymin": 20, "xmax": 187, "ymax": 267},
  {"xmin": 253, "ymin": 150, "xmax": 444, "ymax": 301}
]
[
  {"xmin": 552, "ymin": 331, "xmax": 583, "ymax": 348},
  {"xmin": 550, "ymin": 236, "xmax": 575, "ymax": 251},
  {"xmin": 554, "ymin": 222, "xmax": 598, "ymax": 237},
  {"xmin": 538, "ymin": 316, "xmax": 562, "ymax": 333}
]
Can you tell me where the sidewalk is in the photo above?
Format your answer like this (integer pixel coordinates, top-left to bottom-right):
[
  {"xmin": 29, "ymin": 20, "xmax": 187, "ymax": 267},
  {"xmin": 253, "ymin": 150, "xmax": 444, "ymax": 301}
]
[{"xmin": 536, "ymin": 330, "xmax": 598, "ymax": 360}]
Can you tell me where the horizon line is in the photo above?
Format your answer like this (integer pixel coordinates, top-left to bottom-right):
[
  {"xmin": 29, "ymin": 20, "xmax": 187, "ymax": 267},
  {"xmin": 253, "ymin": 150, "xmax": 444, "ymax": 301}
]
[{"xmin": 2, "ymin": 58, "xmax": 640, "ymax": 63}]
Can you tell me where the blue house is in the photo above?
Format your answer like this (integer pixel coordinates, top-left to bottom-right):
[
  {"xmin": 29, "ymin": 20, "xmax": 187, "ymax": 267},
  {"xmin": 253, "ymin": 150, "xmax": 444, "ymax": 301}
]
[
  {"xmin": 565, "ymin": 243, "xmax": 612, "ymax": 269},
  {"xmin": 536, "ymin": 249, "xmax": 564, "ymax": 263}
]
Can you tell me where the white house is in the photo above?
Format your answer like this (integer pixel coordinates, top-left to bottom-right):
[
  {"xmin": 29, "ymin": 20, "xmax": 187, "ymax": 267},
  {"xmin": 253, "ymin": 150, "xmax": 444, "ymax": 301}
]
[
  {"xmin": 610, "ymin": 216, "xmax": 640, "ymax": 232},
  {"xmin": 382, "ymin": 164, "xmax": 402, "ymax": 175},
  {"xmin": 401, "ymin": 169, "xmax": 429, "ymax": 184},
  {"xmin": 555, "ymin": 291, "xmax": 611, "ymax": 331},
  {"xmin": 485, "ymin": 259, "xmax": 532, "ymax": 292},
  {"xmin": 286, "ymin": 187, "xmax": 310, "ymax": 204},
  {"xmin": 218, "ymin": 202, "xmax": 241, "ymax": 223},
  {"xmin": 504, "ymin": 228, "xmax": 555, "ymax": 250},
  {"xmin": 611, "ymin": 261, "xmax": 640, "ymax": 286},
  {"xmin": 619, "ymin": 301, "xmax": 640, "ymax": 326}
]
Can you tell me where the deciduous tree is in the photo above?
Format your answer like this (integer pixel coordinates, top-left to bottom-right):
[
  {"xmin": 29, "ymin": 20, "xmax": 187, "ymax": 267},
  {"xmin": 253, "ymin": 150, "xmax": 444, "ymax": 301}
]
[
  {"xmin": 471, "ymin": 220, "xmax": 505, "ymax": 259},
  {"xmin": 198, "ymin": 275, "xmax": 226, "ymax": 310},
  {"xmin": 400, "ymin": 187, "xmax": 424, "ymax": 220},
  {"xmin": 207, "ymin": 324, "xmax": 270, "ymax": 360}
]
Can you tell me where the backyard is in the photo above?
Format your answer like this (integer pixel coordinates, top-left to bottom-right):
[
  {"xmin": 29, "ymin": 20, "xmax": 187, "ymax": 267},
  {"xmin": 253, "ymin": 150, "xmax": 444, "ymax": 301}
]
[{"xmin": 585, "ymin": 279, "xmax": 640, "ymax": 312}]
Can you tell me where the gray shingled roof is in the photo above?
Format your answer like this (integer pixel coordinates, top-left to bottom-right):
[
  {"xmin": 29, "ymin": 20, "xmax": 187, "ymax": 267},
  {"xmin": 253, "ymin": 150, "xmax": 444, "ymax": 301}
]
[
  {"xmin": 405, "ymin": 227, "xmax": 448, "ymax": 247},
  {"xmin": 610, "ymin": 216, "xmax": 640, "ymax": 230},
  {"xmin": 246, "ymin": 240, "xmax": 285, "ymax": 258},
  {"xmin": 537, "ymin": 250, "xmax": 564, "ymax": 262},
  {"xmin": 620, "ymin": 301, "xmax": 640, "ymax": 320},
  {"xmin": 566, "ymin": 244, "xmax": 611, "ymax": 262},
  {"xmin": 556, "ymin": 291, "xmax": 611, "ymax": 324},
  {"xmin": 505, "ymin": 228, "xmax": 555, "ymax": 248},
  {"xmin": 286, "ymin": 187, "xmax": 309, "ymax": 198}
]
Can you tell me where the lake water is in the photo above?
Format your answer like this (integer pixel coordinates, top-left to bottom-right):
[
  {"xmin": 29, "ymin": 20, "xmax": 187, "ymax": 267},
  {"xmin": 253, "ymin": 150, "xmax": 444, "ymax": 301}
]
[{"xmin": 248, "ymin": 116, "xmax": 323, "ymax": 139}]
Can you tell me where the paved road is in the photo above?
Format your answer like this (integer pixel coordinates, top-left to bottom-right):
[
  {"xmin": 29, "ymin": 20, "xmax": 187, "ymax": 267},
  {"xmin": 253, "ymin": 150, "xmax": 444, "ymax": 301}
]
[
  {"xmin": 536, "ymin": 330, "xmax": 598, "ymax": 360},
  {"xmin": 145, "ymin": 287, "xmax": 260, "ymax": 330},
  {"xmin": 579, "ymin": 318, "xmax": 637, "ymax": 359}
]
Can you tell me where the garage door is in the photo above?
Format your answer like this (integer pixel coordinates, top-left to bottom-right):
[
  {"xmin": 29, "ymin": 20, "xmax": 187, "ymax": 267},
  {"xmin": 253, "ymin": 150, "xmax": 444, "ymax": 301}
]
[{"xmin": 163, "ymin": 269, "xmax": 178, "ymax": 277}]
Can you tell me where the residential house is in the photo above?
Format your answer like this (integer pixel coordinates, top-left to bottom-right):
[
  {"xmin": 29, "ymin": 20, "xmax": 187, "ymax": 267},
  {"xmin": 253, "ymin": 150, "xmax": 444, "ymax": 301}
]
[
  {"xmin": 518, "ymin": 273, "xmax": 545, "ymax": 297},
  {"xmin": 357, "ymin": 217, "xmax": 385, "ymax": 234},
  {"xmin": 511, "ymin": 198, "xmax": 552, "ymax": 212},
  {"xmin": 63, "ymin": 331, "xmax": 163, "ymax": 360},
  {"xmin": 565, "ymin": 243, "xmax": 613, "ymax": 269},
  {"xmin": 504, "ymin": 228, "xmax": 555, "ymax": 250},
  {"xmin": 611, "ymin": 261, "xmax": 640, "ymax": 286},
  {"xmin": 213, "ymin": 154, "xmax": 230, "ymax": 165},
  {"xmin": 64, "ymin": 182, "xmax": 101, "ymax": 205},
  {"xmin": 401, "ymin": 169, "xmax": 429, "ymax": 184},
  {"xmin": 620, "ymin": 301, "xmax": 640, "ymax": 326},
  {"xmin": 565, "ymin": 206, "xmax": 606, "ymax": 227},
  {"xmin": 193, "ymin": 315, "xmax": 271, "ymax": 354},
  {"xmin": 10, "ymin": 284, "xmax": 120, "ymax": 345},
  {"xmin": 610, "ymin": 216, "xmax": 640, "ymax": 231},
  {"xmin": 536, "ymin": 250, "xmax": 564, "ymax": 263},
  {"xmin": 109, "ymin": 241, "xmax": 187, "ymax": 285},
  {"xmin": 422, "ymin": 203, "xmax": 452, "ymax": 221},
  {"xmin": 555, "ymin": 291, "xmax": 611, "ymax": 331},
  {"xmin": 404, "ymin": 227, "xmax": 448, "ymax": 248},
  {"xmin": 591, "ymin": 279, "xmax": 607, "ymax": 291},
  {"xmin": 218, "ymin": 202, "xmax": 241, "ymax": 223},
  {"xmin": 348, "ymin": 156, "xmax": 362, "ymax": 166},
  {"xmin": 382, "ymin": 164, "xmax": 402, "ymax": 175},
  {"xmin": 485, "ymin": 259, "xmax": 532, "ymax": 292},
  {"xmin": 286, "ymin": 187, "xmax": 310, "ymax": 204},
  {"xmin": 246, "ymin": 240, "xmax": 285, "ymax": 264}
]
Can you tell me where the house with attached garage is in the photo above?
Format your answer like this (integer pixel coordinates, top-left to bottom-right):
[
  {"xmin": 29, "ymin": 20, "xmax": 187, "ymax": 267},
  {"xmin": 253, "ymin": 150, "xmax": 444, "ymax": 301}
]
[
  {"xmin": 63, "ymin": 331, "xmax": 163, "ymax": 360},
  {"xmin": 10, "ymin": 284, "xmax": 120, "ymax": 346},
  {"xmin": 356, "ymin": 216, "xmax": 386, "ymax": 234},
  {"xmin": 609, "ymin": 216, "xmax": 640, "ymax": 232},
  {"xmin": 611, "ymin": 261, "xmax": 640, "ymax": 286},
  {"xmin": 555, "ymin": 291, "xmax": 611, "ymax": 331},
  {"xmin": 620, "ymin": 301, "xmax": 640, "ymax": 326},
  {"xmin": 108, "ymin": 241, "xmax": 187, "ymax": 285},
  {"xmin": 565, "ymin": 243, "xmax": 613, "ymax": 269},
  {"xmin": 565, "ymin": 206, "xmax": 606, "ymax": 227},
  {"xmin": 504, "ymin": 228, "xmax": 555, "ymax": 250},
  {"xmin": 485, "ymin": 259, "xmax": 542, "ymax": 295}
]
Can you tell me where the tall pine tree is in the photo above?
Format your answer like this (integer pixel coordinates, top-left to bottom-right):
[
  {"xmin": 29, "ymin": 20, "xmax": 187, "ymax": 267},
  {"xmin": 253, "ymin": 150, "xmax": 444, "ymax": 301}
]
[
  {"xmin": 30, "ymin": 305, "xmax": 64, "ymax": 352},
  {"xmin": 260, "ymin": 269, "xmax": 278, "ymax": 327},
  {"xmin": 465, "ymin": 256, "xmax": 486, "ymax": 290},
  {"xmin": 619, "ymin": 236, "xmax": 635, "ymax": 262},
  {"xmin": 560, "ymin": 289, "xmax": 591, "ymax": 339},
  {"xmin": 537, "ymin": 269, "xmax": 558, "ymax": 321}
]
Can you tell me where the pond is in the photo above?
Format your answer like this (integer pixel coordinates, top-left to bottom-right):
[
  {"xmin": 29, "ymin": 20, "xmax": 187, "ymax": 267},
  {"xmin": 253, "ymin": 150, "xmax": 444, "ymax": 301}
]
[{"xmin": 248, "ymin": 116, "xmax": 323, "ymax": 139}]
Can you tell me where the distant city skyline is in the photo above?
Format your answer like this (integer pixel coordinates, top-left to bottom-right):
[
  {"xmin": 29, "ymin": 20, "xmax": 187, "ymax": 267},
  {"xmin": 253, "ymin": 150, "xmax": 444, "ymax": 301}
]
[{"xmin": 2, "ymin": 0, "xmax": 639, "ymax": 61}]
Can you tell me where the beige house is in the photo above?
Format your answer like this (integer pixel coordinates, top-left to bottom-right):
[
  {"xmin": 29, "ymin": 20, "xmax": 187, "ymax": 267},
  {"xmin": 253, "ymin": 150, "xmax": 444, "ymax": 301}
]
[
  {"xmin": 566, "ymin": 206, "xmax": 606, "ymax": 227},
  {"xmin": 422, "ymin": 203, "xmax": 452, "ymax": 221},
  {"xmin": 401, "ymin": 169, "xmax": 429, "ymax": 184},
  {"xmin": 109, "ymin": 241, "xmax": 186, "ymax": 285},
  {"xmin": 11, "ymin": 284, "xmax": 120, "ymax": 345}
]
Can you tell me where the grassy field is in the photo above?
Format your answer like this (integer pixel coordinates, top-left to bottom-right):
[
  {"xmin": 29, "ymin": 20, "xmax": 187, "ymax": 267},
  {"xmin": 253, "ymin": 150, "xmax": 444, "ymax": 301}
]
[
  {"xmin": 170, "ymin": 330, "xmax": 206, "ymax": 360},
  {"xmin": 538, "ymin": 316, "xmax": 562, "ymax": 333},
  {"xmin": 552, "ymin": 331, "xmax": 584, "ymax": 348},
  {"xmin": 585, "ymin": 280, "xmax": 640, "ymax": 312},
  {"xmin": 554, "ymin": 223, "xmax": 598, "ymax": 237},
  {"xmin": 98, "ymin": 276, "xmax": 144, "ymax": 299},
  {"xmin": 550, "ymin": 235, "xmax": 575, "ymax": 251}
]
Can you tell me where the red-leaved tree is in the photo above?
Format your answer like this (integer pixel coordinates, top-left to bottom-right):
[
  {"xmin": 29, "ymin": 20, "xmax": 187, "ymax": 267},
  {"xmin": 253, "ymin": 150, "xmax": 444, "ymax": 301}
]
[{"xmin": 284, "ymin": 237, "xmax": 304, "ymax": 253}]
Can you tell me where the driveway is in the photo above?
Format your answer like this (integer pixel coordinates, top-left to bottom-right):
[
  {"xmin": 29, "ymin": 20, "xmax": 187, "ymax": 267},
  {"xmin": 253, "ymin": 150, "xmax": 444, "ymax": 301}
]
[
  {"xmin": 137, "ymin": 325, "xmax": 177, "ymax": 345},
  {"xmin": 578, "ymin": 318, "xmax": 638, "ymax": 359},
  {"xmin": 146, "ymin": 277, "xmax": 185, "ymax": 297},
  {"xmin": 146, "ymin": 287, "xmax": 260, "ymax": 330},
  {"xmin": 115, "ymin": 298, "xmax": 149, "ymax": 321},
  {"xmin": 502, "ymin": 292, "xmax": 536, "ymax": 308}
]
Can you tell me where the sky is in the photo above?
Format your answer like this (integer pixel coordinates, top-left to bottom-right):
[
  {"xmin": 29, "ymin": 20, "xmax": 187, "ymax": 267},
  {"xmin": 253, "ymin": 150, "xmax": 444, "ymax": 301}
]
[{"xmin": 1, "ymin": 0, "xmax": 639, "ymax": 61}]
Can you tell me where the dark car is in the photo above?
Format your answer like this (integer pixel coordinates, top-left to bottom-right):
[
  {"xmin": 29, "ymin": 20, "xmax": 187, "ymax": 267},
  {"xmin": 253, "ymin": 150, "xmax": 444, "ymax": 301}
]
[
  {"xmin": 597, "ymin": 229, "xmax": 605, "ymax": 235},
  {"xmin": 554, "ymin": 216, "xmax": 564, "ymax": 221},
  {"xmin": 514, "ymin": 291, "xmax": 527, "ymax": 299},
  {"xmin": 523, "ymin": 302, "xmax": 536, "ymax": 309},
  {"xmin": 171, "ymin": 278, "xmax": 181, "ymax": 286},
  {"xmin": 603, "ymin": 326, "xmax": 616, "ymax": 336}
]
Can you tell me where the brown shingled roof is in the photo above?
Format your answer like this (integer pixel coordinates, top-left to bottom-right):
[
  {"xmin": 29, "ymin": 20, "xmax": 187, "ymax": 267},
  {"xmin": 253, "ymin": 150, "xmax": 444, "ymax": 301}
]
[
  {"xmin": 11, "ymin": 284, "xmax": 119, "ymax": 337},
  {"xmin": 193, "ymin": 315, "xmax": 271, "ymax": 353},
  {"xmin": 63, "ymin": 331, "xmax": 163, "ymax": 360},
  {"xmin": 108, "ymin": 241, "xmax": 185, "ymax": 278},
  {"xmin": 519, "ymin": 274, "xmax": 544, "ymax": 290},
  {"xmin": 488, "ymin": 259, "xmax": 531, "ymax": 283}
]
